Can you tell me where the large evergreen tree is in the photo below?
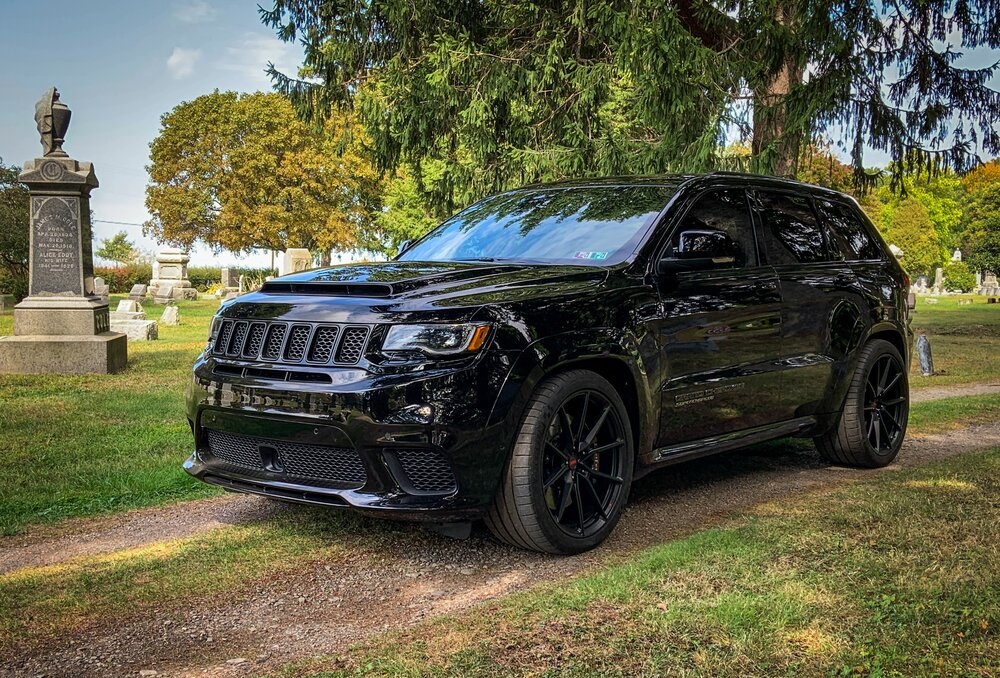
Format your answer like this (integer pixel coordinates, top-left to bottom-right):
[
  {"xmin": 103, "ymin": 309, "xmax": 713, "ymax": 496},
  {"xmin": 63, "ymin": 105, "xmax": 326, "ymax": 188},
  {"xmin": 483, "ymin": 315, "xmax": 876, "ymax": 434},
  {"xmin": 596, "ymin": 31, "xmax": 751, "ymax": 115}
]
[{"xmin": 262, "ymin": 0, "xmax": 1000, "ymax": 211}]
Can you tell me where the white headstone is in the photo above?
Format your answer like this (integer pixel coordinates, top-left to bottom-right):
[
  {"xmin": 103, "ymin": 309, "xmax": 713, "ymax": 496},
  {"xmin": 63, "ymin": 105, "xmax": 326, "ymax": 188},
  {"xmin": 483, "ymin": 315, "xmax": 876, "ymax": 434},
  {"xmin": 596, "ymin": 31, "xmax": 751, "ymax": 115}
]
[{"xmin": 160, "ymin": 305, "xmax": 180, "ymax": 326}]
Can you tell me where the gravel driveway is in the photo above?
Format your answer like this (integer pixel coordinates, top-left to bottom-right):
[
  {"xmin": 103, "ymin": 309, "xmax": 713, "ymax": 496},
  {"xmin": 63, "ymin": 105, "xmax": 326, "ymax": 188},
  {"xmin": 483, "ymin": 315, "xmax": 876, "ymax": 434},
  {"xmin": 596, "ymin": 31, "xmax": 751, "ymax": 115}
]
[{"xmin": 3, "ymin": 418, "xmax": 999, "ymax": 678}]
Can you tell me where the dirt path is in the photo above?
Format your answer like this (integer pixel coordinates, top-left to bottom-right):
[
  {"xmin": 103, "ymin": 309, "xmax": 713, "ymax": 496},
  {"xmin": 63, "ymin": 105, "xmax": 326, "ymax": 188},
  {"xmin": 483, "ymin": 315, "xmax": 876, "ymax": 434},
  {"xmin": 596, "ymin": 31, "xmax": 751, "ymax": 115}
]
[
  {"xmin": 3, "ymin": 419, "xmax": 998, "ymax": 678},
  {"xmin": 910, "ymin": 381, "xmax": 1000, "ymax": 402}
]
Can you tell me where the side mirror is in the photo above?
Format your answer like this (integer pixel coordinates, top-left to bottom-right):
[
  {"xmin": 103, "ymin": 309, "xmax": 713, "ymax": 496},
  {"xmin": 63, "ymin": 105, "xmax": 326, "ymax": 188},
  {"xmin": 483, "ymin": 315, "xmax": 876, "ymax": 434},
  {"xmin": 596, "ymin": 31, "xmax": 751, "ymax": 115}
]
[{"xmin": 656, "ymin": 229, "xmax": 739, "ymax": 275}]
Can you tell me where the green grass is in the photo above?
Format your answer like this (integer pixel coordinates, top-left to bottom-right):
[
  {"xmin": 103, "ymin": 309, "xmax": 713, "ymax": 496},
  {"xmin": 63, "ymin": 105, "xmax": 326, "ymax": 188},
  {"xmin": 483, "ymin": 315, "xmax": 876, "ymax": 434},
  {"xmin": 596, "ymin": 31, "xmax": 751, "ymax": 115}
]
[
  {"xmin": 1, "ymin": 293, "xmax": 998, "ymax": 535},
  {"xmin": 282, "ymin": 449, "xmax": 999, "ymax": 678},
  {"xmin": 0, "ymin": 296, "xmax": 223, "ymax": 534},
  {"xmin": 909, "ymin": 295, "xmax": 1000, "ymax": 390}
]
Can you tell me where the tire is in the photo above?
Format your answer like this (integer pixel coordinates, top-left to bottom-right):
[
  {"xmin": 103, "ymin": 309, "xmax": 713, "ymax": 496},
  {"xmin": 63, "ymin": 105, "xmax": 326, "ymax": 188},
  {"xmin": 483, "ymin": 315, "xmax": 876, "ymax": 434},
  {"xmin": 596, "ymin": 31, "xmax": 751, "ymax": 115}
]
[
  {"xmin": 815, "ymin": 339, "xmax": 909, "ymax": 468},
  {"xmin": 485, "ymin": 370, "xmax": 635, "ymax": 554}
]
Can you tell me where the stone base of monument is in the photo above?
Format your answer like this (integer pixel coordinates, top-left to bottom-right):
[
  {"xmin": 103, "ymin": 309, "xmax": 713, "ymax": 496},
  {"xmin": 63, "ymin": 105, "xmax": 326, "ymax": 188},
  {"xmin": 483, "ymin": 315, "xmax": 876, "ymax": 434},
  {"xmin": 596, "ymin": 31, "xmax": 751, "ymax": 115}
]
[
  {"xmin": 0, "ymin": 296, "xmax": 128, "ymax": 374},
  {"xmin": 0, "ymin": 333, "xmax": 127, "ymax": 374}
]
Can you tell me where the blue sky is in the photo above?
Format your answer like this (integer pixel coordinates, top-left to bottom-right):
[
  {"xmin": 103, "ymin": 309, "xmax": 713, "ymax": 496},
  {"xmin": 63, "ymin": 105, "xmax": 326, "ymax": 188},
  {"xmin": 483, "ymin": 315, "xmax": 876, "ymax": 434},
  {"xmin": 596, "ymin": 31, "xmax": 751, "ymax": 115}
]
[
  {"xmin": 1, "ymin": 2, "xmax": 998, "ymax": 267},
  {"xmin": 0, "ymin": 0, "xmax": 302, "ymax": 266}
]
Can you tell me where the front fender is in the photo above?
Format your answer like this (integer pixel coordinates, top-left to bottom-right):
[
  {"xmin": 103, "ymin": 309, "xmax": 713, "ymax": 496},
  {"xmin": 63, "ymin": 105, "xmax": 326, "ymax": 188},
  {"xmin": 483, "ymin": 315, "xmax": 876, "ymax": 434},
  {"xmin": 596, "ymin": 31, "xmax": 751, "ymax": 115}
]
[{"xmin": 486, "ymin": 328, "xmax": 656, "ymax": 466}]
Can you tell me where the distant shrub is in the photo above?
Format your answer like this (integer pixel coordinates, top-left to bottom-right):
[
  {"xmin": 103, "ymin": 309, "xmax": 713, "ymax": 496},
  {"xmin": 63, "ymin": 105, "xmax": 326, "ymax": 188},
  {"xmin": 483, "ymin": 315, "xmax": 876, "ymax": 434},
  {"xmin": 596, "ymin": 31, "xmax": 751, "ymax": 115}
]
[
  {"xmin": 187, "ymin": 266, "xmax": 221, "ymax": 292},
  {"xmin": 94, "ymin": 263, "xmax": 153, "ymax": 293},
  {"xmin": 0, "ymin": 270, "xmax": 28, "ymax": 302},
  {"xmin": 944, "ymin": 261, "xmax": 976, "ymax": 293}
]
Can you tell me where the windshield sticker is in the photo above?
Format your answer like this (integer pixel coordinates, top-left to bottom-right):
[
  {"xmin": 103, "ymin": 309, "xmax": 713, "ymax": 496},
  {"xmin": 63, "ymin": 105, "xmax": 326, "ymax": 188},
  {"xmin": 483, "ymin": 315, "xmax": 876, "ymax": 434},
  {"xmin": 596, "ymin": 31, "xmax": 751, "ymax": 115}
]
[{"xmin": 574, "ymin": 251, "xmax": 609, "ymax": 260}]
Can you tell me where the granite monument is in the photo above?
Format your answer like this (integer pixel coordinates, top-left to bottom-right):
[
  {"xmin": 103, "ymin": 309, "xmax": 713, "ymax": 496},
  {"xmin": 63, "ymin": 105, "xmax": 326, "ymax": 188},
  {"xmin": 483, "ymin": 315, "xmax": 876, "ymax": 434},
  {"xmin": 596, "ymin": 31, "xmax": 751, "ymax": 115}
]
[{"xmin": 0, "ymin": 88, "xmax": 127, "ymax": 374}]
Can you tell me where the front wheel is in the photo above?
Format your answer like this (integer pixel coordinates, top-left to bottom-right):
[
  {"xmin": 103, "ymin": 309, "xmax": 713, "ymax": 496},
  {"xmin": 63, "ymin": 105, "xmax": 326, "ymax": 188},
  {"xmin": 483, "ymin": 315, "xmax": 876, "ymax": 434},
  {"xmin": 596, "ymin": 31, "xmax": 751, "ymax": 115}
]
[
  {"xmin": 815, "ymin": 339, "xmax": 909, "ymax": 467},
  {"xmin": 486, "ymin": 370, "xmax": 634, "ymax": 554}
]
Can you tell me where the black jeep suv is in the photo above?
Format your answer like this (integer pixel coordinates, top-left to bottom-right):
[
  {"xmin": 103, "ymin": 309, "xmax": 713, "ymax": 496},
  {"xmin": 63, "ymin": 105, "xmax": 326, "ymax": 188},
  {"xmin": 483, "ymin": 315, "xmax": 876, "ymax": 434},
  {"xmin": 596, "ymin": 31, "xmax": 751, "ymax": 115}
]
[{"xmin": 185, "ymin": 173, "xmax": 911, "ymax": 554}]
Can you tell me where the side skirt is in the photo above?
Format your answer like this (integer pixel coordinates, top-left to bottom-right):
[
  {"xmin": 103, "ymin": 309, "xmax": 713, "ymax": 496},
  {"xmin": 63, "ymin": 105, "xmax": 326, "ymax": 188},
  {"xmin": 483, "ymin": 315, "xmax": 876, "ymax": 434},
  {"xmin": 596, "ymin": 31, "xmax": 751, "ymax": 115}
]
[{"xmin": 638, "ymin": 416, "xmax": 817, "ymax": 478}]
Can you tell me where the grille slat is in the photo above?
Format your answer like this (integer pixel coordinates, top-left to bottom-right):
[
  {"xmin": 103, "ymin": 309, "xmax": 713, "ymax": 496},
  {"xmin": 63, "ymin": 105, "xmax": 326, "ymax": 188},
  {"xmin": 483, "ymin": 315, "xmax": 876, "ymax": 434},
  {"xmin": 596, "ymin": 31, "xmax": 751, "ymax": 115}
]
[
  {"xmin": 226, "ymin": 321, "xmax": 249, "ymax": 356},
  {"xmin": 336, "ymin": 327, "xmax": 370, "ymax": 364},
  {"xmin": 206, "ymin": 429, "xmax": 366, "ymax": 487},
  {"xmin": 308, "ymin": 326, "xmax": 339, "ymax": 363},
  {"xmin": 242, "ymin": 322, "xmax": 267, "ymax": 359},
  {"xmin": 284, "ymin": 325, "xmax": 311, "ymax": 362},
  {"xmin": 261, "ymin": 324, "xmax": 286, "ymax": 360},
  {"xmin": 212, "ymin": 319, "xmax": 370, "ymax": 365},
  {"xmin": 389, "ymin": 448, "xmax": 457, "ymax": 494}
]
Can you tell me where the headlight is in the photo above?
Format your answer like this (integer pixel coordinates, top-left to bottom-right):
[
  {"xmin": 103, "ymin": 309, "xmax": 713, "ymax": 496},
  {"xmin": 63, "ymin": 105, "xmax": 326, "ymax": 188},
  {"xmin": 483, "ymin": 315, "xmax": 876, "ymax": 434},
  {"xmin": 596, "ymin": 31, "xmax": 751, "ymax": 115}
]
[
  {"xmin": 207, "ymin": 316, "xmax": 222, "ymax": 349},
  {"xmin": 381, "ymin": 323, "xmax": 492, "ymax": 356}
]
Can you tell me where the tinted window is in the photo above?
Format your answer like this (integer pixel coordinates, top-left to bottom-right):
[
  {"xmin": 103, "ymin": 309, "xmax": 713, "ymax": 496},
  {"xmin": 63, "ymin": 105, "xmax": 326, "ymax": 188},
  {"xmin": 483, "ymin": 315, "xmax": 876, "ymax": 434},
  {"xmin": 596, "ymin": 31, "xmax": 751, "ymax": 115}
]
[
  {"xmin": 755, "ymin": 191, "xmax": 827, "ymax": 264},
  {"xmin": 816, "ymin": 199, "xmax": 882, "ymax": 261},
  {"xmin": 671, "ymin": 189, "xmax": 756, "ymax": 267},
  {"xmin": 398, "ymin": 186, "xmax": 677, "ymax": 266}
]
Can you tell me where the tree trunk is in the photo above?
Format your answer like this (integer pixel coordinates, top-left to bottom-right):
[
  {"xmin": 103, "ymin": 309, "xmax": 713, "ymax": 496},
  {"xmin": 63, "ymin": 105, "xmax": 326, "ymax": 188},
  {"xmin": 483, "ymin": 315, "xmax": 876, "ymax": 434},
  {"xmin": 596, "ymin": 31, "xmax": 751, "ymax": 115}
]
[
  {"xmin": 319, "ymin": 249, "xmax": 331, "ymax": 267},
  {"xmin": 751, "ymin": 2, "xmax": 804, "ymax": 178}
]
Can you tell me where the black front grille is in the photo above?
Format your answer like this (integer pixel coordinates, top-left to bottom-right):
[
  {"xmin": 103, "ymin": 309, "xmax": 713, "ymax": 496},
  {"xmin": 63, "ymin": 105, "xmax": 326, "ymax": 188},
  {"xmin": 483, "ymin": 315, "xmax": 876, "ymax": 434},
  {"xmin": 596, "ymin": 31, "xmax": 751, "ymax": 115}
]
[
  {"xmin": 206, "ymin": 430, "xmax": 366, "ymax": 488},
  {"xmin": 212, "ymin": 319, "xmax": 371, "ymax": 365},
  {"xmin": 388, "ymin": 448, "xmax": 457, "ymax": 494}
]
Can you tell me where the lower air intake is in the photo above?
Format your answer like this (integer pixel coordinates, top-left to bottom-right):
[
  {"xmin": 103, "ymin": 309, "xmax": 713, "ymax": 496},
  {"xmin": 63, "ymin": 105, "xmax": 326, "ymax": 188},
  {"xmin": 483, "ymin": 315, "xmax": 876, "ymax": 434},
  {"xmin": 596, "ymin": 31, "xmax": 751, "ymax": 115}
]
[{"xmin": 206, "ymin": 429, "xmax": 366, "ymax": 488}]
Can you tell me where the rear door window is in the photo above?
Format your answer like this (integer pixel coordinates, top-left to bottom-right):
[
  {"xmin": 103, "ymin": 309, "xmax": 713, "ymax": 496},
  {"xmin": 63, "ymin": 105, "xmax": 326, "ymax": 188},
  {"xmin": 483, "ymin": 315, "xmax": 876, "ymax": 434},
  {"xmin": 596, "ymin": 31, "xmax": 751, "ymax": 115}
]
[
  {"xmin": 816, "ymin": 199, "xmax": 883, "ymax": 261},
  {"xmin": 753, "ymin": 190, "xmax": 828, "ymax": 265}
]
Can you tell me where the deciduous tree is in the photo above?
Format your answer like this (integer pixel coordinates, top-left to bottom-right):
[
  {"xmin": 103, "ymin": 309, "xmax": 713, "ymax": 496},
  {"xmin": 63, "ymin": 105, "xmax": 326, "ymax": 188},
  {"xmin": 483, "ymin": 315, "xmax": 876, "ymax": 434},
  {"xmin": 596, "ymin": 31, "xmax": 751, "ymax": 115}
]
[
  {"xmin": 145, "ymin": 91, "xmax": 382, "ymax": 260},
  {"xmin": 95, "ymin": 231, "xmax": 138, "ymax": 265},
  {"xmin": 0, "ymin": 160, "xmax": 29, "ymax": 301}
]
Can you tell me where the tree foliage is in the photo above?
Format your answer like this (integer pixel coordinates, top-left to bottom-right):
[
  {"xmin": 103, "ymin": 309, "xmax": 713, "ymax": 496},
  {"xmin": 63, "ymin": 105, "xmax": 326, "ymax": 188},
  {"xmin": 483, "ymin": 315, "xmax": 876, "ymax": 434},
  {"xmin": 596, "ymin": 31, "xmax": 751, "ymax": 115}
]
[
  {"xmin": 95, "ymin": 231, "xmax": 137, "ymax": 265},
  {"xmin": 0, "ymin": 160, "xmax": 29, "ymax": 301},
  {"xmin": 962, "ymin": 162, "xmax": 1000, "ymax": 274},
  {"xmin": 145, "ymin": 91, "xmax": 382, "ymax": 257},
  {"xmin": 944, "ymin": 261, "xmax": 976, "ymax": 292},
  {"xmin": 261, "ymin": 0, "xmax": 1000, "ymax": 212},
  {"xmin": 874, "ymin": 199, "xmax": 944, "ymax": 277}
]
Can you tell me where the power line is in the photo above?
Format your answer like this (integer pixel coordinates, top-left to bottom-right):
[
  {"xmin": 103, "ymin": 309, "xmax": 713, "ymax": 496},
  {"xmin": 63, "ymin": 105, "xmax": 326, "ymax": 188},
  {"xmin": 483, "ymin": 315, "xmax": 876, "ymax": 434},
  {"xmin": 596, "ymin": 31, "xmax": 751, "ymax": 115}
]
[{"xmin": 93, "ymin": 219, "xmax": 145, "ymax": 227}]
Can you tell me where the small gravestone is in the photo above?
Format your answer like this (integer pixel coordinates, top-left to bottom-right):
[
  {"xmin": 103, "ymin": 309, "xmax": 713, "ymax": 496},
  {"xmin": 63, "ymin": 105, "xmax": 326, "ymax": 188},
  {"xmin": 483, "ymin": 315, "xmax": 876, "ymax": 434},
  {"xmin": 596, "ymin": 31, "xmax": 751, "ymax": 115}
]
[
  {"xmin": 109, "ymin": 298, "xmax": 157, "ymax": 338},
  {"xmin": 0, "ymin": 87, "xmax": 126, "ymax": 374},
  {"xmin": 128, "ymin": 283, "xmax": 147, "ymax": 302},
  {"xmin": 94, "ymin": 276, "xmax": 109, "ymax": 302},
  {"xmin": 111, "ymin": 299, "xmax": 145, "ymax": 321},
  {"xmin": 220, "ymin": 266, "xmax": 240, "ymax": 297},
  {"xmin": 160, "ymin": 304, "xmax": 180, "ymax": 326},
  {"xmin": 982, "ymin": 271, "xmax": 999, "ymax": 296},
  {"xmin": 112, "ymin": 318, "xmax": 158, "ymax": 341},
  {"xmin": 153, "ymin": 283, "xmax": 175, "ymax": 304}
]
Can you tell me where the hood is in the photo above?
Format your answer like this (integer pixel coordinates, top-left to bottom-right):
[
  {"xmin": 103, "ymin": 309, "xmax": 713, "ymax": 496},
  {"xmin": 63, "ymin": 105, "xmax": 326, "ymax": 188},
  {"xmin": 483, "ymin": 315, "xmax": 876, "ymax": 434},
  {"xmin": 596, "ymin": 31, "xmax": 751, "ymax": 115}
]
[{"xmin": 256, "ymin": 260, "xmax": 608, "ymax": 309}]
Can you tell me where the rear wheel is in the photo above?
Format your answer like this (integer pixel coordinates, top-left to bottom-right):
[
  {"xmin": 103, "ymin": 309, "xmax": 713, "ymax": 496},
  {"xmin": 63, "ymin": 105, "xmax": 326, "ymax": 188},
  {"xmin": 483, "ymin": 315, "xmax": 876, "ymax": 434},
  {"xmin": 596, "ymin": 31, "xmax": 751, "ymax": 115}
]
[
  {"xmin": 815, "ymin": 339, "xmax": 908, "ymax": 467},
  {"xmin": 486, "ymin": 370, "xmax": 634, "ymax": 554}
]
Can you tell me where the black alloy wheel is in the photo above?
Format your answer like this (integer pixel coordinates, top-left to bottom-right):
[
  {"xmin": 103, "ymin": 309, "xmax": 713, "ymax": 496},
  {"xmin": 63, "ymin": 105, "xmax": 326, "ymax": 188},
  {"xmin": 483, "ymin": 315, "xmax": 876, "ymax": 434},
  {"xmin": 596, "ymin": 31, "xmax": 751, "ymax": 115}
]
[
  {"xmin": 815, "ymin": 339, "xmax": 909, "ymax": 468},
  {"xmin": 486, "ymin": 370, "xmax": 634, "ymax": 554},
  {"xmin": 540, "ymin": 390, "xmax": 628, "ymax": 539},
  {"xmin": 863, "ymin": 353, "xmax": 907, "ymax": 453}
]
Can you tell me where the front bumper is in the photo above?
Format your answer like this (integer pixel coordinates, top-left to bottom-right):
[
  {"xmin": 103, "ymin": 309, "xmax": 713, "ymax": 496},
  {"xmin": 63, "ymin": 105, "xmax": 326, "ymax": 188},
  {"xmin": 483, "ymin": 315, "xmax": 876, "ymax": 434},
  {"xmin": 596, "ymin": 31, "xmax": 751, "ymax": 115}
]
[{"xmin": 184, "ymin": 353, "xmax": 514, "ymax": 522}]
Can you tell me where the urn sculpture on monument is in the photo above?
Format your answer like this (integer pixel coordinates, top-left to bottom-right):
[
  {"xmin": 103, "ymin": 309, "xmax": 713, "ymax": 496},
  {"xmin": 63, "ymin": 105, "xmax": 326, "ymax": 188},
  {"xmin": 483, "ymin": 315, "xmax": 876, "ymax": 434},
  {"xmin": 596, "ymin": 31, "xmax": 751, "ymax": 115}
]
[{"xmin": 0, "ymin": 87, "xmax": 127, "ymax": 374}]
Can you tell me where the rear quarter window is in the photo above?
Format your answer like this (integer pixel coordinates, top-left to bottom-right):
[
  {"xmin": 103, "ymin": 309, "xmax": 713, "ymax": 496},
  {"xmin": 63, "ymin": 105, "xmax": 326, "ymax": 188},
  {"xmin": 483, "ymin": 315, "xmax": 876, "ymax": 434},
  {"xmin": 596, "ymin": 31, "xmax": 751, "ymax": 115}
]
[
  {"xmin": 816, "ymin": 199, "xmax": 883, "ymax": 261},
  {"xmin": 753, "ymin": 190, "xmax": 828, "ymax": 264}
]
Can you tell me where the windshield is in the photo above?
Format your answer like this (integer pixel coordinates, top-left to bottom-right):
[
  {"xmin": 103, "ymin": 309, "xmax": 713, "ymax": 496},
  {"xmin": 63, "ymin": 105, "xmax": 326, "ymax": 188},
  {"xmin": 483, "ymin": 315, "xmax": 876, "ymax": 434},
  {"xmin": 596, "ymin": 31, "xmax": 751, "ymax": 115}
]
[{"xmin": 397, "ymin": 185, "xmax": 677, "ymax": 266}]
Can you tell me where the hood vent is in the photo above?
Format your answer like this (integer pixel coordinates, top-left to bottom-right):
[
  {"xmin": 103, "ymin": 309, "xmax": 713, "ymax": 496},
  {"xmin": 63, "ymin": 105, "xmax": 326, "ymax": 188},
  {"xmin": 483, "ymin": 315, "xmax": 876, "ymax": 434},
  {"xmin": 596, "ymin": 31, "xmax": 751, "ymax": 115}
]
[{"xmin": 260, "ymin": 282, "xmax": 394, "ymax": 298}]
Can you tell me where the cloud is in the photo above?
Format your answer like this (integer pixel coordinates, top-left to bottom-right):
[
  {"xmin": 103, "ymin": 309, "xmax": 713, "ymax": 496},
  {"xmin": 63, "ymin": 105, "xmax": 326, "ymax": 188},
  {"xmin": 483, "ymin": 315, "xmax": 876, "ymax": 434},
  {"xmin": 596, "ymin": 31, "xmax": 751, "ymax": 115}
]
[
  {"xmin": 220, "ymin": 33, "xmax": 303, "ymax": 89},
  {"xmin": 166, "ymin": 47, "xmax": 201, "ymax": 79},
  {"xmin": 173, "ymin": 0, "xmax": 217, "ymax": 23}
]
